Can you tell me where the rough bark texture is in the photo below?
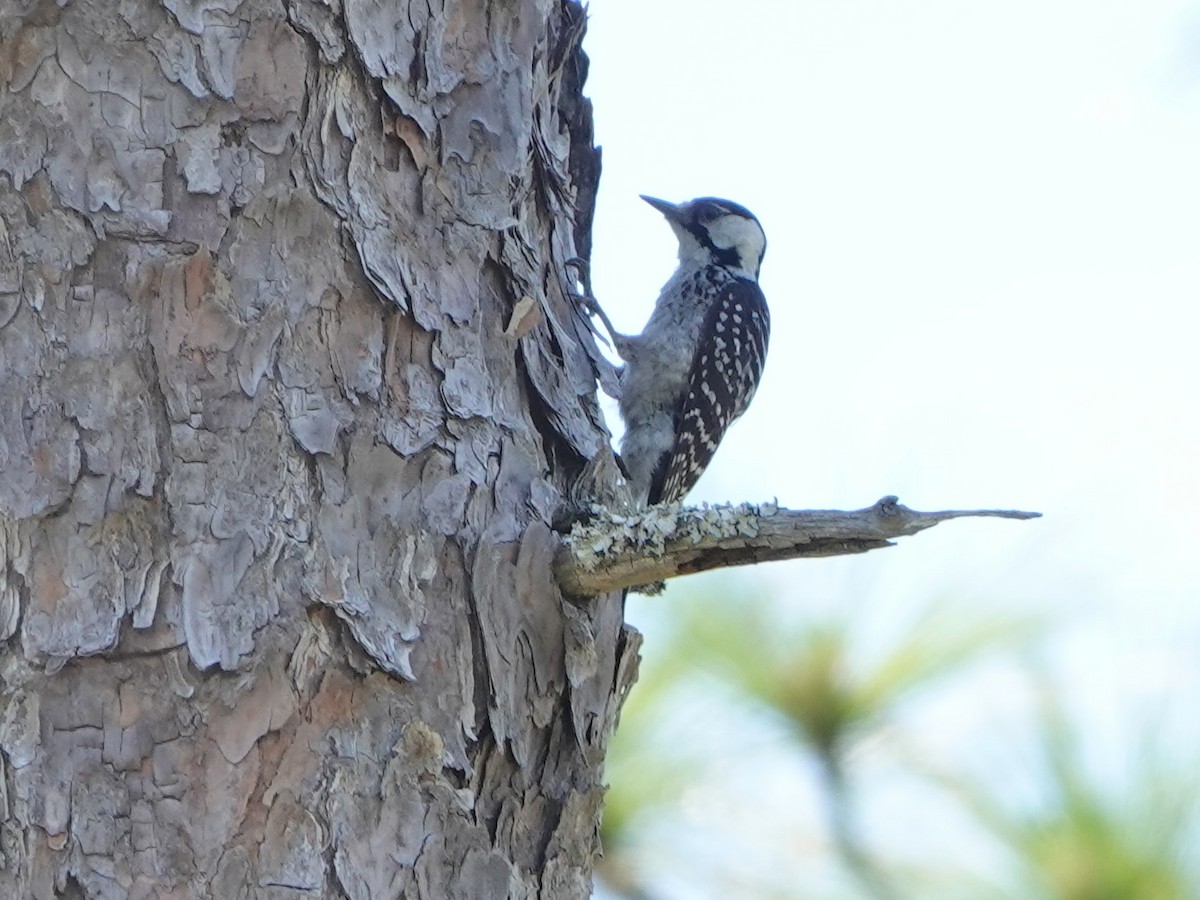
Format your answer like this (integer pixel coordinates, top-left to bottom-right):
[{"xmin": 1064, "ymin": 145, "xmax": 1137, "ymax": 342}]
[{"xmin": 0, "ymin": 1, "xmax": 635, "ymax": 897}]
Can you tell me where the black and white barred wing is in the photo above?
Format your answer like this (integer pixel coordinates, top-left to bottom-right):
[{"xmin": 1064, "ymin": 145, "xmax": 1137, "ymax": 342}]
[{"xmin": 650, "ymin": 278, "xmax": 770, "ymax": 505}]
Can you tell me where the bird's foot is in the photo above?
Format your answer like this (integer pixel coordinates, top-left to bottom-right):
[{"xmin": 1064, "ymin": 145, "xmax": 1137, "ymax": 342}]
[{"xmin": 565, "ymin": 256, "xmax": 621, "ymax": 350}]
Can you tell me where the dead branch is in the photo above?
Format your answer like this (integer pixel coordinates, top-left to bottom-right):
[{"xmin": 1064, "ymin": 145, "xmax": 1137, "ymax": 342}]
[{"xmin": 554, "ymin": 496, "xmax": 1040, "ymax": 600}]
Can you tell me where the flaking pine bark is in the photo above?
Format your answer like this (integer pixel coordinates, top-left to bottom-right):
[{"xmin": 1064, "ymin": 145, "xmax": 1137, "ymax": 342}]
[{"xmin": 0, "ymin": 1, "xmax": 635, "ymax": 897}]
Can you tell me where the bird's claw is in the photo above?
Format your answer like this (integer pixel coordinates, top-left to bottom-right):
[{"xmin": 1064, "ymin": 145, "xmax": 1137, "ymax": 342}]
[
  {"xmin": 565, "ymin": 256, "xmax": 617, "ymax": 350},
  {"xmin": 565, "ymin": 256, "xmax": 594, "ymax": 297}
]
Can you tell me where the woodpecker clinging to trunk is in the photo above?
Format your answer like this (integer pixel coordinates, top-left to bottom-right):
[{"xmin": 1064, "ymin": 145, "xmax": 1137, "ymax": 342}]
[{"xmin": 608, "ymin": 195, "xmax": 770, "ymax": 506}]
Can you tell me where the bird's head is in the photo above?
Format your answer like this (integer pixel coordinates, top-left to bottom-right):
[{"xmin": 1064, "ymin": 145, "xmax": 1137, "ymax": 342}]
[{"xmin": 642, "ymin": 195, "xmax": 766, "ymax": 278}]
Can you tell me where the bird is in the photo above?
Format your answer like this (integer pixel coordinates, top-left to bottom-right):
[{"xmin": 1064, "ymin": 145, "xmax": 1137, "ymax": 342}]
[{"xmin": 610, "ymin": 195, "xmax": 770, "ymax": 506}]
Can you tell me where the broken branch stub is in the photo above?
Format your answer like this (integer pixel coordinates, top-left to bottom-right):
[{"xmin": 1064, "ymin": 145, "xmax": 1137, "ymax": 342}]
[{"xmin": 554, "ymin": 496, "xmax": 1041, "ymax": 600}]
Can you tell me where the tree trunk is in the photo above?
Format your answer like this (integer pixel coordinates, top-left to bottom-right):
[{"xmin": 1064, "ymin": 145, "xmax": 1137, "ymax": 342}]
[{"xmin": 0, "ymin": 1, "xmax": 635, "ymax": 897}]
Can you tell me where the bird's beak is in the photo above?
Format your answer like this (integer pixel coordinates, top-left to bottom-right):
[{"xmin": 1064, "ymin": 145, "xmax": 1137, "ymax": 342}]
[{"xmin": 640, "ymin": 195, "xmax": 682, "ymax": 221}]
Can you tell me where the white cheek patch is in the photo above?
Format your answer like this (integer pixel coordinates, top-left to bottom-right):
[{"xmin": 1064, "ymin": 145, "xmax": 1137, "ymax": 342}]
[{"xmin": 706, "ymin": 215, "xmax": 766, "ymax": 270}]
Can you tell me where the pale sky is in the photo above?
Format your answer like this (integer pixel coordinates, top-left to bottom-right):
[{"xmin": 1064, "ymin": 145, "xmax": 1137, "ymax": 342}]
[{"xmin": 584, "ymin": 0, "xmax": 1200, "ymax": 892}]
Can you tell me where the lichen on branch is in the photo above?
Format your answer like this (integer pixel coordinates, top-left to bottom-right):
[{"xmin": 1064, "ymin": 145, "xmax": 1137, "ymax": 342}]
[{"xmin": 554, "ymin": 496, "xmax": 1041, "ymax": 599}]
